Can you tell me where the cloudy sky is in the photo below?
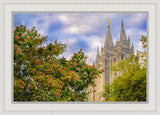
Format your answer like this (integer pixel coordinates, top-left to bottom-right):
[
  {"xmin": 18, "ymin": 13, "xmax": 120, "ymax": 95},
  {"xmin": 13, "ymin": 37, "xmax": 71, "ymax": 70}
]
[{"xmin": 13, "ymin": 13, "xmax": 147, "ymax": 65}]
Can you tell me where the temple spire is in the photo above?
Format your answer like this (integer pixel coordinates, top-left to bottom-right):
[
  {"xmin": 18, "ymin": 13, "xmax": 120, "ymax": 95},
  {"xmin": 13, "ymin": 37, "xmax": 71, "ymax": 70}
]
[
  {"xmin": 121, "ymin": 19, "xmax": 124, "ymax": 27},
  {"xmin": 128, "ymin": 36, "xmax": 130, "ymax": 45},
  {"xmin": 131, "ymin": 42, "xmax": 134, "ymax": 49},
  {"xmin": 104, "ymin": 19, "xmax": 113, "ymax": 48},
  {"xmin": 101, "ymin": 45, "xmax": 104, "ymax": 56},
  {"xmin": 92, "ymin": 61, "xmax": 95, "ymax": 66},
  {"xmin": 131, "ymin": 42, "xmax": 134, "ymax": 53},
  {"xmin": 97, "ymin": 46, "xmax": 100, "ymax": 55},
  {"xmin": 119, "ymin": 19, "xmax": 127, "ymax": 41},
  {"xmin": 95, "ymin": 47, "xmax": 100, "ymax": 64},
  {"xmin": 128, "ymin": 36, "xmax": 130, "ymax": 41}
]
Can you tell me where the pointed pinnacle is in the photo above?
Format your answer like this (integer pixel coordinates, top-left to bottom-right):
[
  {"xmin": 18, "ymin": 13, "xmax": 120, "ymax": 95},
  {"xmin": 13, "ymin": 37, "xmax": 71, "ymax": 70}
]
[{"xmin": 122, "ymin": 19, "xmax": 124, "ymax": 27}]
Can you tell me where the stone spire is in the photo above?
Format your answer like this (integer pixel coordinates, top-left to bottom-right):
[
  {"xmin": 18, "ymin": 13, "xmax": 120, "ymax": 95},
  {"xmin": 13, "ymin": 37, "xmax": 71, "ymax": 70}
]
[
  {"xmin": 131, "ymin": 42, "xmax": 134, "ymax": 49},
  {"xmin": 128, "ymin": 36, "xmax": 130, "ymax": 42},
  {"xmin": 135, "ymin": 50, "xmax": 139, "ymax": 60},
  {"xmin": 116, "ymin": 38, "xmax": 118, "ymax": 44},
  {"xmin": 104, "ymin": 19, "xmax": 113, "ymax": 48},
  {"xmin": 119, "ymin": 20, "xmax": 127, "ymax": 41},
  {"xmin": 92, "ymin": 61, "xmax": 95, "ymax": 65},
  {"xmin": 131, "ymin": 42, "xmax": 134, "ymax": 53},
  {"xmin": 128, "ymin": 36, "xmax": 130, "ymax": 47},
  {"xmin": 95, "ymin": 47, "xmax": 100, "ymax": 65},
  {"xmin": 101, "ymin": 45, "xmax": 104, "ymax": 57}
]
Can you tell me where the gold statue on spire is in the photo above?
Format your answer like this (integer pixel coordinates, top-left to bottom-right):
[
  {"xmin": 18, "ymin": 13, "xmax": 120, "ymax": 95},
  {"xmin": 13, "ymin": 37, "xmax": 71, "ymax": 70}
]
[{"xmin": 108, "ymin": 19, "xmax": 110, "ymax": 25}]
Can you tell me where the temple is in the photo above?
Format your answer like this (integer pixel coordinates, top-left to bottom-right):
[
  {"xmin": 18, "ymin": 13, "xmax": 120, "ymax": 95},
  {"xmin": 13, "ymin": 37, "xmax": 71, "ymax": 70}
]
[{"xmin": 87, "ymin": 19, "xmax": 134, "ymax": 102}]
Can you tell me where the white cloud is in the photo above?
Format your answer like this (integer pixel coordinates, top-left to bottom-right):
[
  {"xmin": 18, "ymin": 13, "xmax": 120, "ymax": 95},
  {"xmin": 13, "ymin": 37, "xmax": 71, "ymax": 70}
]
[
  {"xmin": 38, "ymin": 30, "xmax": 46, "ymax": 36},
  {"xmin": 138, "ymin": 42, "xmax": 142, "ymax": 46},
  {"xmin": 134, "ymin": 41, "xmax": 143, "ymax": 52},
  {"xmin": 22, "ymin": 20, "xmax": 25, "ymax": 25},
  {"xmin": 58, "ymin": 35, "xmax": 104, "ymax": 65},
  {"xmin": 60, "ymin": 37, "xmax": 78, "ymax": 47},
  {"xmin": 125, "ymin": 27, "xmax": 146, "ymax": 53},
  {"xmin": 58, "ymin": 15, "xmax": 69, "ymax": 22},
  {"xmin": 26, "ymin": 14, "xmax": 61, "ymax": 36},
  {"xmin": 58, "ymin": 37, "xmax": 79, "ymax": 60},
  {"xmin": 126, "ymin": 27, "xmax": 147, "ymax": 39},
  {"xmin": 127, "ymin": 13, "xmax": 147, "ymax": 27},
  {"xmin": 56, "ymin": 13, "xmax": 120, "ymax": 35},
  {"xmin": 81, "ymin": 35, "xmax": 104, "ymax": 65},
  {"xmin": 66, "ymin": 26, "xmax": 80, "ymax": 34}
]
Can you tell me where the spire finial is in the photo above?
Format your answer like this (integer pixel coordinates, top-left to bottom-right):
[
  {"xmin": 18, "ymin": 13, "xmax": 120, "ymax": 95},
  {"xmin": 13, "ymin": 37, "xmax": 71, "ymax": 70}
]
[{"xmin": 108, "ymin": 19, "xmax": 110, "ymax": 26}]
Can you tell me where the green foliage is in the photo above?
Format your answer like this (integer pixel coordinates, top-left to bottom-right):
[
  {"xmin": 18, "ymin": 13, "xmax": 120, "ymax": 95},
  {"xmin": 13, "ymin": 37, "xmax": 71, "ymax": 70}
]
[
  {"xmin": 102, "ymin": 36, "xmax": 147, "ymax": 102},
  {"xmin": 14, "ymin": 25, "xmax": 100, "ymax": 101}
]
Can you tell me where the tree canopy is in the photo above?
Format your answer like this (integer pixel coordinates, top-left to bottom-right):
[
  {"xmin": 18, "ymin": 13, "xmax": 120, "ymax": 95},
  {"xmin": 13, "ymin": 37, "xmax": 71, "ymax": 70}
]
[
  {"xmin": 14, "ymin": 25, "xmax": 101, "ymax": 101},
  {"xmin": 102, "ymin": 36, "xmax": 147, "ymax": 102}
]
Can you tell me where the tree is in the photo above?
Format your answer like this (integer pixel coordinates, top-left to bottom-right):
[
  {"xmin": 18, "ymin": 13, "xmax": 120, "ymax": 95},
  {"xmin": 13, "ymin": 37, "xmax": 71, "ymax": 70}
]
[
  {"xmin": 102, "ymin": 36, "xmax": 147, "ymax": 101},
  {"xmin": 14, "ymin": 25, "xmax": 100, "ymax": 101}
]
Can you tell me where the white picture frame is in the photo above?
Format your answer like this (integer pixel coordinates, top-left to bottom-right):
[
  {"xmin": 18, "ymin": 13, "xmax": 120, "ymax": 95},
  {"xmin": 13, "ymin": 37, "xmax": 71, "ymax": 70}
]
[{"xmin": 0, "ymin": 0, "xmax": 160, "ymax": 115}]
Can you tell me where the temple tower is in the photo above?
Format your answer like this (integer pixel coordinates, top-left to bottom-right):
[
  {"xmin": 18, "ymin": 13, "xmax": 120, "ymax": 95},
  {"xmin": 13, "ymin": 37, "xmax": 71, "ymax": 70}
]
[{"xmin": 87, "ymin": 19, "xmax": 134, "ymax": 102}]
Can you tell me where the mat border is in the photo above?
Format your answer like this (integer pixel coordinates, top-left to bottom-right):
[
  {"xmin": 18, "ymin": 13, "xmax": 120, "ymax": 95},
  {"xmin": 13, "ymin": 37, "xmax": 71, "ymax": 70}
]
[{"xmin": 0, "ymin": 0, "xmax": 159, "ymax": 115}]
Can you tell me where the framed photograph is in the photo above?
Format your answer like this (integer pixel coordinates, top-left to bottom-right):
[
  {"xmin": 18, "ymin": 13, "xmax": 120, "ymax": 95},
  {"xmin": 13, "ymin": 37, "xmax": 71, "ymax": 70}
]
[{"xmin": 0, "ymin": 0, "xmax": 160, "ymax": 115}]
